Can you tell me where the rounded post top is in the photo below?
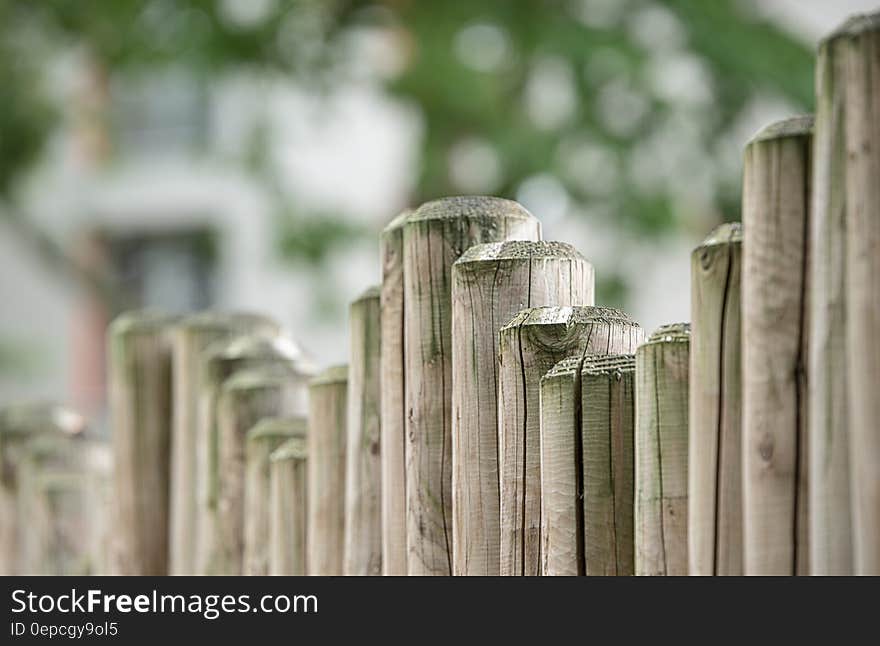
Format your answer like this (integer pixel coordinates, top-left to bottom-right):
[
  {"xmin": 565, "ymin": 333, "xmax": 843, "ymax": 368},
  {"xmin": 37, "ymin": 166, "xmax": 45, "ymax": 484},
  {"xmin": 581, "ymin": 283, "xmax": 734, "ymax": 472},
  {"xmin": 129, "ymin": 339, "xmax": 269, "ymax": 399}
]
[
  {"xmin": 175, "ymin": 311, "xmax": 278, "ymax": 335},
  {"xmin": 409, "ymin": 196, "xmax": 536, "ymax": 224},
  {"xmin": 109, "ymin": 309, "xmax": 177, "ymax": 336},
  {"xmin": 270, "ymin": 437, "xmax": 308, "ymax": 462},
  {"xmin": 695, "ymin": 222, "xmax": 742, "ymax": 250},
  {"xmin": 823, "ymin": 11, "xmax": 880, "ymax": 45},
  {"xmin": 543, "ymin": 355, "xmax": 584, "ymax": 381},
  {"xmin": 581, "ymin": 353, "xmax": 636, "ymax": 376},
  {"xmin": 353, "ymin": 285, "xmax": 381, "ymax": 303},
  {"xmin": 644, "ymin": 322, "xmax": 691, "ymax": 344},
  {"xmin": 247, "ymin": 416, "xmax": 307, "ymax": 443},
  {"xmin": 308, "ymin": 364, "xmax": 348, "ymax": 387},
  {"xmin": 455, "ymin": 240, "xmax": 586, "ymax": 266},
  {"xmin": 220, "ymin": 364, "xmax": 300, "ymax": 393},
  {"xmin": 501, "ymin": 305, "xmax": 636, "ymax": 332},
  {"xmin": 748, "ymin": 115, "xmax": 814, "ymax": 145},
  {"xmin": 206, "ymin": 332, "xmax": 301, "ymax": 365},
  {"xmin": 382, "ymin": 209, "xmax": 414, "ymax": 235}
]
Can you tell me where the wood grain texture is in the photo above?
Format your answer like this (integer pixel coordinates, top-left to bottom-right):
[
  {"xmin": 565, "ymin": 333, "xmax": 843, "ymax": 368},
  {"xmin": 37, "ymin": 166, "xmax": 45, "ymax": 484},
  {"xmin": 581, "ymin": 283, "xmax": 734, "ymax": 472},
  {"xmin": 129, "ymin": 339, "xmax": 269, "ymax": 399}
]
[
  {"xmin": 244, "ymin": 416, "xmax": 306, "ymax": 576},
  {"xmin": 452, "ymin": 241, "xmax": 594, "ymax": 576},
  {"xmin": 688, "ymin": 223, "xmax": 743, "ymax": 576},
  {"xmin": 195, "ymin": 334, "xmax": 310, "ymax": 575},
  {"xmin": 500, "ymin": 306, "xmax": 643, "ymax": 576},
  {"xmin": 809, "ymin": 30, "xmax": 853, "ymax": 576},
  {"xmin": 379, "ymin": 211, "xmax": 410, "ymax": 576},
  {"xmin": 635, "ymin": 323, "xmax": 690, "ymax": 576},
  {"xmin": 269, "ymin": 435, "xmax": 309, "ymax": 575},
  {"xmin": 539, "ymin": 356, "xmax": 583, "ymax": 576},
  {"xmin": 107, "ymin": 310, "xmax": 175, "ymax": 575},
  {"xmin": 581, "ymin": 354, "xmax": 636, "ymax": 576},
  {"xmin": 403, "ymin": 196, "xmax": 542, "ymax": 576},
  {"xmin": 344, "ymin": 287, "xmax": 383, "ymax": 576},
  {"xmin": 214, "ymin": 366, "xmax": 303, "ymax": 575},
  {"xmin": 840, "ymin": 13, "xmax": 880, "ymax": 575},
  {"xmin": 307, "ymin": 365, "xmax": 348, "ymax": 576},
  {"xmin": 742, "ymin": 116, "xmax": 812, "ymax": 576},
  {"xmin": 169, "ymin": 312, "xmax": 278, "ymax": 575}
]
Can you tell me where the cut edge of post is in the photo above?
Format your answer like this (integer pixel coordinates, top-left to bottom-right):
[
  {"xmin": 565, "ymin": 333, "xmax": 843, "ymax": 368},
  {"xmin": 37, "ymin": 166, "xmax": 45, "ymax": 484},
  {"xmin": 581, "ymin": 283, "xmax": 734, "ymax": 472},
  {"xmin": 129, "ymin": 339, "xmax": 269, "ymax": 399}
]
[
  {"xmin": 643, "ymin": 322, "xmax": 691, "ymax": 346},
  {"xmin": 270, "ymin": 437, "xmax": 308, "ymax": 462},
  {"xmin": 247, "ymin": 416, "xmax": 307, "ymax": 443},
  {"xmin": 408, "ymin": 196, "xmax": 536, "ymax": 224},
  {"xmin": 747, "ymin": 115, "xmax": 814, "ymax": 146},
  {"xmin": 822, "ymin": 10, "xmax": 880, "ymax": 45},
  {"xmin": 308, "ymin": 364, "xmax": 349, "ymax": 387},
  {"xmin": 500, "ymin": 305, "xmax": 636, "ymax": 332},
  {"xmin": 455, "ymin": 240, "xmax": 587, "ymax": 266},
  {"xmin": 581, "ymin": 353, "xmax": 636, "ymax": 376}
]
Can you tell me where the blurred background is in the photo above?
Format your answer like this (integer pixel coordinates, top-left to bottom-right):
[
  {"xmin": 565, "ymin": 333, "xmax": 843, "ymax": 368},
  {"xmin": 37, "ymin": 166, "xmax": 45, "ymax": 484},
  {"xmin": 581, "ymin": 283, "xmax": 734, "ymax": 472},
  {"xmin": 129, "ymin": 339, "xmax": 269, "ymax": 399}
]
[{"xmin": 0, "ymin": 0, "xmax": 875, "ymax": 428}]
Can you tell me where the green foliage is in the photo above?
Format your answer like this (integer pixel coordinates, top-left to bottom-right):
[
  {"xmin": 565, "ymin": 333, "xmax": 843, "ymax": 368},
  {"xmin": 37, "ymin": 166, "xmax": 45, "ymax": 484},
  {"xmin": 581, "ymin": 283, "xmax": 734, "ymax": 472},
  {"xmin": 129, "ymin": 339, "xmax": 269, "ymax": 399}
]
[{"xmin": 0, "ymin": 0, "xmax": 815, "ymax": 265}]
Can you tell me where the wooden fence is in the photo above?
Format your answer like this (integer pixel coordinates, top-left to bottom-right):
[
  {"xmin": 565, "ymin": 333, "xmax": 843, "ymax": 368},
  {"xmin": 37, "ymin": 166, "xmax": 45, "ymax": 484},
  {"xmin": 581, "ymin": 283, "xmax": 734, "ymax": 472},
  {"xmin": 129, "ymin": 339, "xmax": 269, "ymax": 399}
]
[{"xmin": 2, "ymin": 10, "xmax": 880, "ymax": 576}]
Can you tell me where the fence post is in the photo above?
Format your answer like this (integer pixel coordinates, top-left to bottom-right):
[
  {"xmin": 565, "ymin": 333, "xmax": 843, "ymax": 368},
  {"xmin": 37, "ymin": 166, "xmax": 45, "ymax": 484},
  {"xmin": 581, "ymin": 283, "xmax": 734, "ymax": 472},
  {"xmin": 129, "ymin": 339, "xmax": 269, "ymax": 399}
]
[
  {"xmin": 195, "ymin": 334, "xmax": 309, "ymax": 575},
  {"xmin": 840, "ymin": 13, "xmax": 880, "ymax": 575},
  {"xmin": 582, "ymin": 354, "xmax": 637, "ymax": 575},
  {"xmin": 307, "ymin": 365, "xmax": 348, "ymax": 576},
  {"xmin": 214, "ymin": 365, "xmax": 303, "ymax": 575},
  {"xmin": 500, "ymin": 305, "xmax": 643, "ymax": 576},
  {"xmin": 451, "ymin": 240, "xmax": 594, "ymax": 576},
  {"xmin": 635, "ymin": 323, "xmax": 691, "ymax": 576},
  {"xmin": 742, "ymin": 116, "xmax": 813, "ymax": 576},
  {"xmin": 0, "ymin": 404, "xmax": 90, "ymax": 575},
  {"xmin": 380, "ymin": 211, "xmax": 410, "ymax": 576},
  {"xmin": 809, "ymin": 25, "xmax": 852, "ymax": 576},
  {"xmin": 170, "ymin": 312, "xmax": 278, "ymax": 575},
  {"xmin": 269, "ymin": 434, "xmax": 309, "ymax": 575},
  {"xmin": 540, "ymin": 356, "xmax": 584, "ymax": 576},
  {"xmin": 688, "ymin": 223, "xmax": 743, "ymax": 576},
  {"xmin": 344, "ymin": 287, "xmax": 382, "ymax": 576},
  {"xmin": 108, "ymin": 310, "xmax": 175, "ymax": 575},
  {"xmin": 403, "ymin": 196, "xmax": 541, "ymax": 576},
  {"xmin": 244, "ymin": 416, "xmax": 306, "ymax": 575}
]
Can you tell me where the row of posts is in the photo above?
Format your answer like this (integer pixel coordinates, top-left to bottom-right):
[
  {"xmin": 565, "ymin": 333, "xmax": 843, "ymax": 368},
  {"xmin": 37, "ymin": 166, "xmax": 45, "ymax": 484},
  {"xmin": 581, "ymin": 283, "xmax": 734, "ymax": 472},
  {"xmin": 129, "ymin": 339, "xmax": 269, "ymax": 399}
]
[{"xmin": 1, "ymin": 10, "xmax": 878, "ymax": 577}]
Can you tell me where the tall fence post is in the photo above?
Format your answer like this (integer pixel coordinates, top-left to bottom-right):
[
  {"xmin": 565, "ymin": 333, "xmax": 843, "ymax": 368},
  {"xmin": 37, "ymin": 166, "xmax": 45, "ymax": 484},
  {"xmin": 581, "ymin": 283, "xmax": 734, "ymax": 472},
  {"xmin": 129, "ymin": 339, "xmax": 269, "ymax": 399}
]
[
  {"xmin": 379, "ymin": 211, "xmax": 410, "ymax": 576},
  {"xmin": 269, "ymin": 433, "xmax": 309, "ymax": 575},
  {"xmin": 635, "ymin": 323, "xmax": 690, "ymax": 576},
  {"xmin": 195, "ymin": 334, "xmax": 308, "ymax": 575},
  {"xmin": 108, "ymin": 310, "xmax": 175, "ymax": 575},
  {"xmin": 500, "ymin": 305, "xmax": 643, "ymax": 576},
  {"xmin": 688, "ymin": 223, "xmax": 743, "ymax": 576},
  {"xmin": 307, "ymin": 365, "xmax": 348, "ymax": 576},
  {"xmin": 742, "ymin": 116, "xmax": 813, "ymax": 576},
  {"xmin": 344, "ymin": 287, "xmax": 382, "ymax": 576},
  {"xmin": 403, "ymin": 196, "xmax": 541, "ymax": 576},
  {"xmin": 169, "ymin": 312, "xmax": 278, "ymax": 576},
  {"xmin": 840, "ymin": 13, "xmax": 880, "ymax": 575},
  {"xmin": 809, "ymin": 24, "xmax": 853, "ymax": 576},
  {"xmin": 244, "ymin": 416, "xmax": 306, "ymax": 575},
  {"xmin": 451, "ymin": 241, "xmax": 594, "ymax": 576}
]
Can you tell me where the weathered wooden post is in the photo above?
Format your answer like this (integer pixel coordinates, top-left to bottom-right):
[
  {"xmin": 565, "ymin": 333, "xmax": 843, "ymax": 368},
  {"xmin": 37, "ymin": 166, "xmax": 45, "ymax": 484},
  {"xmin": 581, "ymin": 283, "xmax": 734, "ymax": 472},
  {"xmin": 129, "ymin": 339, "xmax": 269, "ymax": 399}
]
[
  {"xmin": 809, "ymin": 23, "xmax": 852, "ymax": 576},
  {"xmin": 635, "ymin": 323, "xmax": 690, "ymax": 576},
  {"xmin": 742, "ymin": 116, "xmax": 812, "ymax": 576},
  {"xmin": 269, "ymin": 433, "xmax": 309, "ymax": 576},
  {"xmin": 344, "ymin": 287, "xmax": 382, "ymax": 576},
  {"xmin": 380, "ymin": 210, "xmax": 409, "ymax": 576},
  {"xmin": 839, "ymin": 12, "xmax": 880, "ymax": 575},
  {"xmin": 195, "ymin": 333, "xmax": 309, "ymax": 575},
  {"xmin": 169, "ymin": 311, "xmax": 278, "ymax": 575},
  {"xmin": 307, "ymin": 365, "xmax": 348, "ymax": 576},
  {"xmin": 16, "ymin": 433, "xmax": 110, "ymax": 575},
  {"xmin": 500, "ymin": 305, "xmax": 643, "ymax": 576},
  {"xmin": 403, "ymin": 196, "xmax": 541, "ymax": 576},
  {"xmin": 108, "ymin": 310, "xmax": 175, "ymax": 575},
  {"xmin": 540, "ymin": 354, "xmax": 639, "ymax": 576},
  {"xmin": 688, "ymin": 223, "xmax": 743, "ymax": 576},
  {"xmin": 451, "ymin": 241, "xmax": 594, "ymax": 576},
  {"xmin": 213, "ymin": 365, "xmax": 303, "ymax": 575},
  {"xmin": 244, "ymin": 416, "xmax": 306, "ymax": 575},
  {"xmin": 0, "ymin": 403, "xmax": 89, "ymax": 575},
  {"xmin": 581, "ymin": 354, "xmax": 637, "ymax": 576}
]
